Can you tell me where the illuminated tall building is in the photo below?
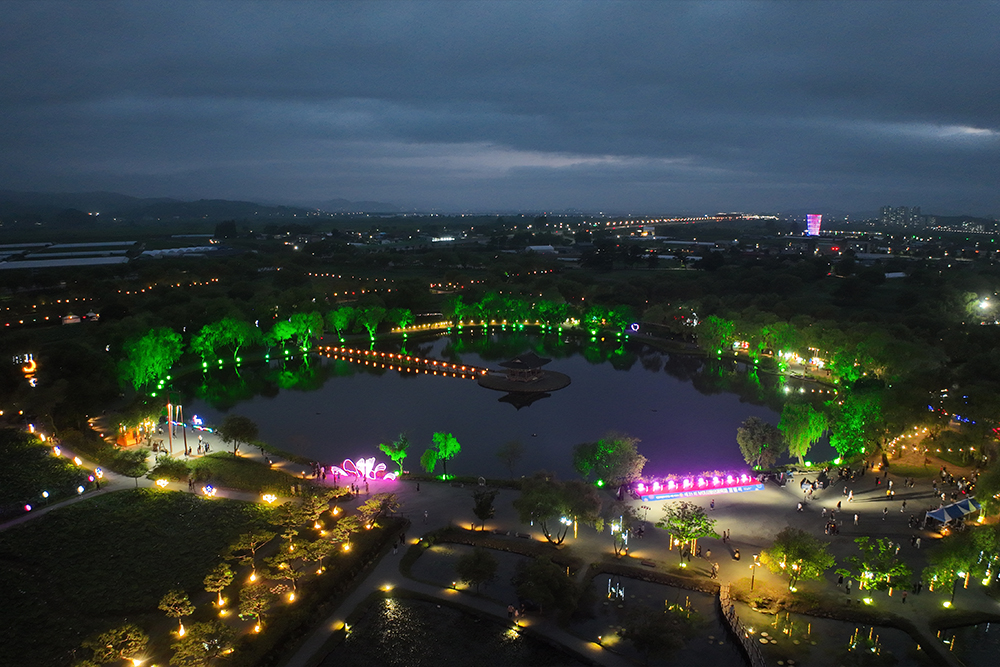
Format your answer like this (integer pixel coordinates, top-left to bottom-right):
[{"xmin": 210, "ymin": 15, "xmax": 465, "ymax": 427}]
[{"xmin": 806, "ymin": 214, "xmax": 822, "ymax": 236}]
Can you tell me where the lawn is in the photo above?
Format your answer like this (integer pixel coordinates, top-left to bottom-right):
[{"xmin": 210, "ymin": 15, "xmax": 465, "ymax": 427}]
[
  {"xmin": 189, "ymin": 451, "xmax": 308, "ymax": 494},
  {"xmin": 0, "ymin": 428, "xmax": 91, "ymax": 518},
  {"xmin": 0, "ymin": 488, "xmax": 267, "ymax": 666}
]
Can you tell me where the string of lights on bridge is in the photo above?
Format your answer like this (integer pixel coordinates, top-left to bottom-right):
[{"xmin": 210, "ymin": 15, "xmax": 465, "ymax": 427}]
[{"xmin": 321, "ymin": 345, "xmax": 489, "ymax": 379}]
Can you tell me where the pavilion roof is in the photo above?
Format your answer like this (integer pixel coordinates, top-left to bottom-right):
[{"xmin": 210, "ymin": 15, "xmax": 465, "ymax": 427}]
[{"xmin": 499, "ymin": 352, "xmax": 552, "ymax": 370}]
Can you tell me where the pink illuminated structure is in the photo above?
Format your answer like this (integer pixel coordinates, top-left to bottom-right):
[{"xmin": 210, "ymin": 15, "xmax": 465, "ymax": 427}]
[
  {"xmin": 806, "ymin": 214, "xmax": 822, "ymax": 236},
  {"xmin": 330, "ymin": 457, "xmax": 398, "ymax": 482},
  {"xmin": 635, "ymin": 472, "xmax": 762, "ymax": 501}
]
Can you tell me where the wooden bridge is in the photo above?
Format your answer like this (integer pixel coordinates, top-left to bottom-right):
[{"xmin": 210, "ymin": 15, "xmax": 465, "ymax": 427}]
[{"xmin": 319, "ymin": 345, "xmax": 490, "ymax": 380}]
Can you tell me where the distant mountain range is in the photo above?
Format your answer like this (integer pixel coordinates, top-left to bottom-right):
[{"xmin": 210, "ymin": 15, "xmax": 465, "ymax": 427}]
[{"xmin": 0, "ymin": 190, "xmax": 400, "ymax": 224}]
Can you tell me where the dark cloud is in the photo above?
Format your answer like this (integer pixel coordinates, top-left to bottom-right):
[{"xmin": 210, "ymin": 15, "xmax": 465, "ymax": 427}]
[{"xmin": 1, "ymin": 1, "xmax": 997, "ymax": 213}]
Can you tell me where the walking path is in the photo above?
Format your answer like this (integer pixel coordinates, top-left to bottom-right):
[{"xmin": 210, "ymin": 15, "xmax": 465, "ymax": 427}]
[{"xmin": 6, "ymin": 422, "xmax": 993, "ymax": 666}]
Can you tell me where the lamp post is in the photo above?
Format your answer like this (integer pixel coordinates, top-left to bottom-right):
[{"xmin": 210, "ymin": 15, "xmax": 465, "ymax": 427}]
[{"xmin": 750, "ymin": 554, "xmax": 761, "ymax": 590}]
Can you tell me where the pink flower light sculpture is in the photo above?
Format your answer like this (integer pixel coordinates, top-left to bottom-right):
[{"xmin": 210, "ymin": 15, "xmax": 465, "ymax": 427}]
[{"xmin": 331, "ymin": 457, "xmax": 398, "ymax": 482}]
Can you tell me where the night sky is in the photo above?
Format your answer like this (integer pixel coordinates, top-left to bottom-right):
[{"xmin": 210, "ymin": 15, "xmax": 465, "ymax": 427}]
[{"xmin": 2, "ymin": 1, "xmax": 997, "ymax": 214}]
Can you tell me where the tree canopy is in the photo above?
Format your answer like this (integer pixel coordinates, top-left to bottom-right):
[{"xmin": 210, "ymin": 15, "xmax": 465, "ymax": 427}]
[
  {"xmin": 778, "ymin": 402, "xmax": 828, "ymax": 466},
  {"xmin": 119, "ymin": 327, "xmax": 183, "ymax": 390},
  {"xmin": 736, "ymin": 416, "xmax": 785, "ymax": 469},
  {"xmin": 512, "ymin": 472, "xmax": 601, "ymax": 544},
  {"xmin": 655, "ymin": 501, "xmax": 718, "ymax": 559},
  {"xmin": 572, "ymin": 432, "xmax": 646, "ymax": 487},
  {"xmin": 218, "ymin": 414, "xmax": 259, "ymax": 457},
  {"xmin": 760, "ymin": 526, "xmax": 835, "ymax": 589}
]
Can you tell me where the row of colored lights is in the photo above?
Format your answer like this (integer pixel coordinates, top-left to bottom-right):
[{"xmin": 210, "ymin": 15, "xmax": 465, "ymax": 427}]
[
  {"xmin": 323, "ymin": 346, "xmax": 488, "ymax": 376},
  {"xmin": 636, "ymin": 473, "xmax": 757, "ymax": 494},
  {"xmin": 118, "ymin": 278, "xmax": 219, "ymax": 295}
]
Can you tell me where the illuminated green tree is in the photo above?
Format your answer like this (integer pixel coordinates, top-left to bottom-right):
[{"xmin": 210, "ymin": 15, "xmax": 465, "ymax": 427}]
[
  {"xmin": 838, "ymin": 537, "xmax": 911, "ymax": 594},
  {"xmin": 827, "ymin": 391, "xmax": 884, "ymax": 458},
  {"xmin": 422, "ymin": 432, "xmax": 461, "ymax": 478},
  {"xmin": 169, "ymin": 620, "xmax": 236, "ymax": 667},
  {"xmin": 325, "ymin": 306, "xmax": 356, "ymax": 341},
  {"xmin": 355, "ymin": 305, "xmax": 387, "ymax": 341},
  {"xmin": 572, "ymin": 432, "xmax": 646, "ymax": 487},
  {"xmin": 736, "ymin": 416, "xmax": 784, "ymax": 469},
  {"xmin": 191, "ymin": 317, "xmax": 261, "ymax": 365},
  {"xmin": 697, "ymin": 315, "xmax": 735, "ymax": 356},
  {"xmin": 379, "ymin": 433, "xmax": 409, "ymax": 475},
  {"xmin": 386, "ymin": 307, "xmax": 414, "ymax": 330},
  {"xmin": 761, "ymin": 527, "xmax": 835, "ymax": 590},
  {"xmin": 159, "ymin": 589, "xmax": 195, "ymax": 635},
  {"xmin": 779, "ymin": 402, "xmax": 828, "ymax": 466},
  {"xmin": 656, "ymin": 501, "xmax": 719, "ymax": 561},
  {"xmin": 218, "ymin": 414, "xmax": 258, "ymax": 457},
  {"xmin": 288, "ymin": 312, "xmax": 324, "ymax": 349},
  {"xmin": 455, "ymin": 548, "xmax": 498, "ymax": 592},
  {"xmin": 119, "ymin": 327, "xmax": 183, "ymax": 390}
]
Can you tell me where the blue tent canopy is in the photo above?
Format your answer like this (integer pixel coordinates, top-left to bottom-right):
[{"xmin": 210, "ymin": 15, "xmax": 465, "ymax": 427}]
[{"xmin": 926, "ymin": 498, "xmax": 982, "ymax": 524}]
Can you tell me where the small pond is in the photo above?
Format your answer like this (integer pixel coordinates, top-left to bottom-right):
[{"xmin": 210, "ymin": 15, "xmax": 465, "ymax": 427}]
[
  {"xmin": 324, "ymin": 596, "xmax": 585, "ymax": 667},
  {"xmin": 732, "ymin": 601, "xmax": 934, "ymax": 666}
]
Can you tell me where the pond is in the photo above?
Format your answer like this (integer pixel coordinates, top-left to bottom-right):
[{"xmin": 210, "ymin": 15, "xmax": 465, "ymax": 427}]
[
  {"xmin": 323, "ymin": 596, "xmax": 585, "ymax": 667},
  {"xmin": 732, "ymin": 601, "xmax": 934, "ymax": 666},
  {"xmin": 938, "ymin": 622, "xmax": 1000, "ymax": 665},
  {"xmin": 184, "ymin": 330, "xmax": 835, "ymax": 480}
]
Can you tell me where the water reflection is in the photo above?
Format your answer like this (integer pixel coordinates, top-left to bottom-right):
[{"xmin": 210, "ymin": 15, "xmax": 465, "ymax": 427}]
[
  {"xmin": 325, "ymin": 597, "xmax": 584, "ymax": 667},
  {"xmin": 181, "ymin": 331, "xmax": 828, "ymax": 477}
]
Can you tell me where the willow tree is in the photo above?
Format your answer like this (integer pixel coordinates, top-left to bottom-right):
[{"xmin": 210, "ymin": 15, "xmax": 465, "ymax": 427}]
[
  {"xmin": 736, "ymin": 416, "xmax": 785, "ymax": 469},
  {"xmin": 119, "ymin": 327, "xmax": 184, "ymax": 390},
  {"xmin": 779, "ymin": 402, "xmax": 828, "ymax": 466},
  {"xmin": 421, "ymin": 432, "xmax": 461, "ymax": 478},
  {"xmin": 191, "ymin": 317, "xmax": 261, "ymax": 364},
  {"xmin": 325, "ymin": 306, "xmax": 356, "ymax": 341}
]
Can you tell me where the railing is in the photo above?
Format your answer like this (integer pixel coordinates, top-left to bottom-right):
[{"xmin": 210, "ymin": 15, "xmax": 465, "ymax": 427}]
[
  {"xmin": 319, "ymin": 346, "xmax": 489, "ymax": 379},
  {"xmin": 719, "ymin": 584, "xmax": 768, "ymax": 667}
]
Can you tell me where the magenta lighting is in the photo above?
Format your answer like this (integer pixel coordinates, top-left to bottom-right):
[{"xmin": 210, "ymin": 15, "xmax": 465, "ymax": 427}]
[
  {"xmin": 806, "ymin": 214, "xmax": 822, "ymax": 236},
  {"xmin": 330, "ymin": 457, "xmax": 398, "ymax": 482},
  {"xmin": 635, "ymin": 473, "xmax": 763, "ymax": 501}
]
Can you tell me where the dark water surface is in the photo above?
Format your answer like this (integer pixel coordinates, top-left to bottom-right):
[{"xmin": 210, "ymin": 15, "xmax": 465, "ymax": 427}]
[
  {"xmin": 322, "ymin": 597, "xmax": 585, "ymax": 667},
  {"xmin": 186, "ymin": 331, "xmax": 833, "ymax": 479}
]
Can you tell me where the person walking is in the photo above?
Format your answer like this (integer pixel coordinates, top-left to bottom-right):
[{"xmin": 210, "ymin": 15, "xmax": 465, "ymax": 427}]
[
  {"xmin": 882, "ymin": 507, "xmax": 888, "ymax": 521},
  {"xmin": 710, "ymin": 499, "xmax": 715, "ymax": 510},
  {"xmin": 854, "ymin": 513, "xmax": 859, "ymax": 525},
  {"xmin": 902, "ymin": 590, "xmax": 908, "ymax": 604},
  {"xmin": 900, "ymin": 499, "xmax": 907, "ymax": 513},
  {"xmin": 848, "ymin": 490, "xmax": 854, "ymax": 502},
  {"xmin": 423, "ymin": 509, "xmax": 428, "ymax": 524}
]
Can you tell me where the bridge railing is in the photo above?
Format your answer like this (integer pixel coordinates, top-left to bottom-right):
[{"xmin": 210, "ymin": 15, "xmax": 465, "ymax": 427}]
[{"xmin": 719, "ymin": 584, "xmax": 767, "ymax": 667}]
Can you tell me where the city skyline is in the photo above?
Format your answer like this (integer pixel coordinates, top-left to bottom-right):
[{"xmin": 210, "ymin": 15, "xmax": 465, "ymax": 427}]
[{"xmin": 2, "ymin": 1, "xmax": 998, "ymax": 216}]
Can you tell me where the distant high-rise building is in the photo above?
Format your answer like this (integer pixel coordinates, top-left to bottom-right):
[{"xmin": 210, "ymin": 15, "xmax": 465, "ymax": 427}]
[
  {"xmin": 880, "ymin": 205, "xmax": 922, "ymax": 226},
  {"xmin": 806, "ymin": 214, "xmax": 822, "ymax": 236}
]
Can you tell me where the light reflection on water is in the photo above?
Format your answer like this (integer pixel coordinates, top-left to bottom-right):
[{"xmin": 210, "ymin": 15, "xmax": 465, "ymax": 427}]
[
  {"xmin": 324, "ymin": 597, "xmax": 584, "ymax": 667},
  {"xmin": 187, "ymin": 332, "xmax": 815, "ymax": 479}
]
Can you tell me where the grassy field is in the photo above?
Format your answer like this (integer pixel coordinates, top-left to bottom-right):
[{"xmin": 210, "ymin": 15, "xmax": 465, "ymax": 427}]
[
  {"xmin": 0, "ymin": 428, "xmax": 91, "ymax": 517},
  {"xmin": 0, "ymin": 489, "xmax": 267, "ymax": 666},
  {"xmin": 189, "ymin": 451, "xmax": 309, "ymax": 494}
]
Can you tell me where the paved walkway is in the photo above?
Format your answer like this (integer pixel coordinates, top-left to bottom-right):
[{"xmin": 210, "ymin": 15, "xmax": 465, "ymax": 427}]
[{"xmin": 6, "ymin": 423, "xmax": 991, "ymax": 666}]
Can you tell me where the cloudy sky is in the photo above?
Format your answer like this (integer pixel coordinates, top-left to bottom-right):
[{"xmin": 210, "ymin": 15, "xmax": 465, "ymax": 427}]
[{"xmin": 2, "ymin": 1, "xmax": 998, "ymax": 214}]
